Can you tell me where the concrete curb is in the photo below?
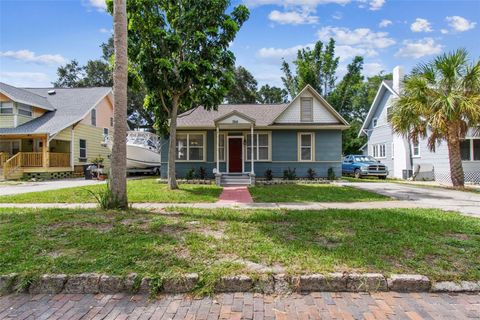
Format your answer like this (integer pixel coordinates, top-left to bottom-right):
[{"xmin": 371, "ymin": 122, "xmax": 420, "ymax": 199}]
[{"xmin": 1, "ymin": 273, "xmax": 479, "ymax": 295}]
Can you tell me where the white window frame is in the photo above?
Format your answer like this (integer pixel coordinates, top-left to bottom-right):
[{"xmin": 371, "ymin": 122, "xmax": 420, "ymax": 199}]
[
  {"xmin": 372, "ymin": 144, "xmax": 386, "ymax": 159},
  {"xmin": 17, "ymin": 103, "xmax": 32, "ymax": 117},
  {"xmin": 298, "ymin": 132, "xmax": 315, "ymax": 162},
  {"xmin": 372, "ymin": 117, "xmax": 378, "ymax": 128},
  {"xmin": 461, "ymin": 138, "xmax": 480, "ymax": 162},
  {"xmin": 0, "ymin": 101, "xmax": 14, "ymax": 114},
  {"xmin": 91, "ymin": 108, "xmax": 97, "ymax": 126},
  {"xmin": 300, "ymin": 97, "xmax": 313, "ymax": 122},
  {"xmin": 175, "ymin": 132, "xmax": 207, "ymax": 162},
  {"xmin": 244, "ymin": 132, "xmax": 271, "ymax": 162},
  {"xmin": 411, "ymin": 141, "xmax": 420, "ymax": 158},
  {"xmin": 215, "ymin": 133, "xmax": 226, "ymax": 162},
  {"xmin": 79, "ymin": 139, "xmax": 87, "ymax": 160}
]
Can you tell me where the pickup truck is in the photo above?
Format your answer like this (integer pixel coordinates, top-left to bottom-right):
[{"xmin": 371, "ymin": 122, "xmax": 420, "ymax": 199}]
[{"xmin": 342, "ymin": 155, "xmax": 388, "ymax": 179}]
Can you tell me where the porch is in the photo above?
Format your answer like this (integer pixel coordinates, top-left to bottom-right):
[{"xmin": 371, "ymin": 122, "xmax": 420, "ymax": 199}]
[{"xmin": 0, "ymin": 134, "xmax": 72, "ymax": 180}]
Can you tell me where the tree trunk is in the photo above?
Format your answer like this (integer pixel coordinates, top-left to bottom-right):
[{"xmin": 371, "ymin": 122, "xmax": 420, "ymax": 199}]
[
  {"xmin": 446, "ymin": 125, "xmax": 465, "ymax": 188},
  {"xmin": 168, "ymin": 96, "xmax": 179, "ymax": 190},
  {"xmin": 108, "ymin": 0, "xmax": 128, "ymax": 208}
]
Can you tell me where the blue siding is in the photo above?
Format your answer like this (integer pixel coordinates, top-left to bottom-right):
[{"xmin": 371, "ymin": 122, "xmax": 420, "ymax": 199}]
[{"xmin": 161, "ymin": 129, "xmax": 342, "ymax": 179}]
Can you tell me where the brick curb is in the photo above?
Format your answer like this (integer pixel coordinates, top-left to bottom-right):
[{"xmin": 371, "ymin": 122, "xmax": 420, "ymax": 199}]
[{"xmin": 1, "ymin": 273, "xmax": 479, "ymax": 295}]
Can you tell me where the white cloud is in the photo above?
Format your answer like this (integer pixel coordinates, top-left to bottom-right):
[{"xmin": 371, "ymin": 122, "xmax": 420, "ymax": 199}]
[
  {"xmin": 88, "ymin": 0, "xmax": 106, "ymax": 11},
  {"xmin": 363, "ymin": 62, "xmax": 385, "ymax": 76},
  {"xmin": 395, "ymin": 38, "xmax": 442, "ymax": 59},
  {"xmin": 336, "ymin": 45, "xmax": 378, "ymax": 60},
  {"xmin": 379, "ymin": 19, "xmax": 392, "ymax": 28},
  {"xmin": 0, "ymin": 72, "xmax": 50, "ymax": 87},
  {"xmin": 268, "ymin": 9, "xmax": 319, "ymax": 25},
  {"xmin": 410, "ymin": 18, "xmax": 433, "ymax": 32},
  {"xmin": 245, "ymin": 0, "xmax": 351, "ymax": 7},
  {"xmin": 0, "ymin": 50, "xmax": 67, "ymax": 65},
  {"xmin": 99, "ymin": 28, "xmax": 113, "ymax": 34},
  {"xmin": 332, "ymin": 11, "xmax": 343, "ymax": 20},
  {"xmin": 368, "ymin": 0, "xmax": 385, "ymax": 11},
  {"xmin": 446, "ymin": 16, "xmax": 476, "ymax": 32},
  {"xmin": 257, "ymin": 44, "xmax": 312, "ymax": 60},
  {"xmin": 317, "ymin": 26, "xmax": 396, "ymax": 49},
  {"xmin": 440, "ymin": 29, "xmax": 449, "ymax": 34}
]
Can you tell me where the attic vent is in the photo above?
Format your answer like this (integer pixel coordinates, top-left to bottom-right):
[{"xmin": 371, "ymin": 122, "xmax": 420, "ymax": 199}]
[{"xmin": 47, "ymin": 90, "xmax": 56, "ymax": 95}]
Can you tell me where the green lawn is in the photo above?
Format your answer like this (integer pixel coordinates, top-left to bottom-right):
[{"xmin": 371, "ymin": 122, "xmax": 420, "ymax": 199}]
[
  {"xmin": 341, "ymin": 176, "xmax": 400, "ymax": 183},
  {"xmin": 249, "ymin": 184, "xmax": 389, "ymax": 202},
  {"xmin": 0, "ymin": 179, "xmax": 222, "ymax": 203},
  {"xmin": 1, "ymin": 207, "xmax": 478, "ymax": 294}
]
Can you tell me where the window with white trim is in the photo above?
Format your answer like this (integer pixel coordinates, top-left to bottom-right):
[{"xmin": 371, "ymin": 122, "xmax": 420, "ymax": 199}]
[
  {"xmin": 79, "ymin": 139, "xmax": 87, "ymax": 160},
  {"xmin": 461, "ymin": 138, "xmax": 480, "ymax": 161},
  {"xmin": 412, "ymin": 141, "xmax": 420, "ymax": 157},
  {"xmin": 246, "ymin": 133, "xmax": 270, "ymax": 161},
  {"xmin": 372, "ymin": 144, "xmax": 386, "ymax": 158},
  {"xmin": 300, "ymin": 97, "xmax": 313, "ymax": 122},
  {"xmin": 176, "ymin": 133, "xmax": 205, "ymax": 161},
  {"xmin": 17, "ymin": 104, "xmax": 32, "ymax": 117},
  {"xmin": 0, "ymin": 102, "xmax": 13, "ymax": 114},
  {"xmin": 91, "ymin": 108, "xmax": 97, "ymax": 126},
  {"xmin": 217, "ymin": 133, "xmax": 226, "ymax": 161},
  {"xmin": 298, "ymin": 133, "xmax": 314, "ymax": 161}
]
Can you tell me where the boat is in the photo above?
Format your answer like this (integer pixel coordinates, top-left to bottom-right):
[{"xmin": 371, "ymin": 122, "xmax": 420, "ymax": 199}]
[{"xmin": 126, "ymin": 131, "xmax": 161, "ymax": 169}]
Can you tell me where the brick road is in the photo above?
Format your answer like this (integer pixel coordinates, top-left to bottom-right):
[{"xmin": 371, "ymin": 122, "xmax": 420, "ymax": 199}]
[{"xmin": 0, "ymin": 292, "xmax": 478, "ymax": 319}]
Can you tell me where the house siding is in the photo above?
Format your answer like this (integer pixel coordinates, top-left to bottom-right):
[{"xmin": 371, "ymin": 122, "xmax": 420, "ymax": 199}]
[
  {"xmin": 0, "ymin": 115, "xmax": 14, "ymax": 128},
  {"xmin": 160, "ymin": 129, "xmax": 342, "ymax": 179},
  {"xmin": 73, "ymin": 123, "xmax": 111, "ymax": 167}
]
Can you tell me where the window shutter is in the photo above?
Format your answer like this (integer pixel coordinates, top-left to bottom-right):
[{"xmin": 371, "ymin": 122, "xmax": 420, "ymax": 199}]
[{"xmin": 300, "ymin": 98, "xmax": 313, "ymax": 122}]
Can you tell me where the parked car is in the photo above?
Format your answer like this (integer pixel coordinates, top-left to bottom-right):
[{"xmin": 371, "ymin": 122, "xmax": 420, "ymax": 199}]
[{"xmin": 342, "ymin": 155, "xmax": 388, "ymax": 179}]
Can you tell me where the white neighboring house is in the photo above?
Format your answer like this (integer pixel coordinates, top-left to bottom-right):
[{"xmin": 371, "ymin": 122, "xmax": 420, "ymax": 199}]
[{"xmin": 359, "ymin": 66, "xmax": 480, "ymax": 184}]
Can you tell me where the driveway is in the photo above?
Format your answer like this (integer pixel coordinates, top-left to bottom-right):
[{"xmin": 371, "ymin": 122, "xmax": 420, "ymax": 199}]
[
  {"xmin": 0, "ymin": 178, "xmax": 105, "ymax": 196},
  {"xmin": 339, "ymin": 181, "xmax": 480, "ymax": 217}
]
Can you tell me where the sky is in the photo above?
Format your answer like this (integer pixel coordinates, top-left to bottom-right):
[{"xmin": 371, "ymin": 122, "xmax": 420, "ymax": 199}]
[{"xmin": 0, "ymin": 0, "xmax": 479, "ymax": 88}]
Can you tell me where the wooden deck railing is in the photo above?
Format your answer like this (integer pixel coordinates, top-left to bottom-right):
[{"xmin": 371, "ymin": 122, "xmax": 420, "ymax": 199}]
[
  {"xmin": 49, "ymin": 153, "xmax": 70, "ymax": 167},
  {"xmin": 0, "ymin": 153, "xmax": 9, "ymax": 166},
  {"xmin": 21, "ymin": 152, "xmax": 43, "ymax": 167},
  {"xmin": 4, "ymin": 153, "xmax": 22, "ymax": 179}
]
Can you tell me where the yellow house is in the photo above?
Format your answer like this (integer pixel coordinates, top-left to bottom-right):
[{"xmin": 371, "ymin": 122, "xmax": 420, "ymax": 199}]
[{"xmin": 0, "ymin": 82, "xmax": 113, "ymax": 180}]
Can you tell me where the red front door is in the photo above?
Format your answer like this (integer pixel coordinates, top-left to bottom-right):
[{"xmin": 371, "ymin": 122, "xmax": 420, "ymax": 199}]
[{"xmin": 228, "ymin": 138, "xmax": 242, "ymax": 173}]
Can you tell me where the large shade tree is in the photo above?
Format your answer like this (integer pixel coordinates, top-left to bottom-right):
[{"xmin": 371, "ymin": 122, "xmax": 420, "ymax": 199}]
[
  {"xmin": 390, "ymin": 49, "xmax": 480, "ymax": 187},
  {"xmin": 126, "ymin": 0, "xmax": 249, "ymax": 189},
  {"xmin": 226, "ymin": 66, "xmax": 258, "ymax": 103}
]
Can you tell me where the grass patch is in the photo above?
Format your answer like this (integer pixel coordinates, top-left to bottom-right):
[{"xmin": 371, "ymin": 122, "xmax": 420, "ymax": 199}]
[
  {"xmin": 249, "ymin": 184, "xmax": 389, "ymax": 202},
  {"xmin": 1, "ymin": 207, "xmax": 478, "ymax": 293},
  {"xmin": 341, "ymin": 176, "xmax": 399, "ymax": 183},
  {"xmin": 0, "ymin": 178, "xmax": 222, "ymax": 203}
]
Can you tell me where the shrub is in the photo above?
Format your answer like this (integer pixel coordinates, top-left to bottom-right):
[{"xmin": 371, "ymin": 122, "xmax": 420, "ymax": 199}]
[
  {"xmin": 198, "ymin": 166, "xmax": 207, "ymax": 179},
  {"xmin": 185, "ymin": 168, "xmax": 196, "ymax": 180},
  {"xmin": 307, "ymin": 168, "xmax": 316, "ymax": 180},
  {"xmin": 327, "ymin": 167, "xmax": 336, "ymax": 180},
  {"xmin": 283, "ymin": 167, "xmax": 297, "ymax": 180},
  {"xmin": 264, "ymin": 169, "xmax": 273, "ymax": 181}
]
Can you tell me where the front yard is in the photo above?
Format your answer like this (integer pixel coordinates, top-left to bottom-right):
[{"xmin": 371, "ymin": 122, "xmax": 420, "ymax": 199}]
[
  {"xmin": 1, "ymin": 207, "xmax": 478, "ymax": 293},
  {"xmin": 249, "ymin": 184, "xmax": 389, "ymax": 202},
  {"xmin": 0, "ymin": 178, "xmax": 222, "ymax": 203}
]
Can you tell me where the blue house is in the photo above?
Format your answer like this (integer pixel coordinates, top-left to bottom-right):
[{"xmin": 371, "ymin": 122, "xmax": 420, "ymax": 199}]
[{"xmin": 160, "ymin": 85, "xmax": 349, "ymax": 185}]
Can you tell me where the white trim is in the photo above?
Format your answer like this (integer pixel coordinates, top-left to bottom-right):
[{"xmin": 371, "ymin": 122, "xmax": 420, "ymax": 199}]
[
  {"xmin": 411, "ymin": 141, "xmax": 420, "ymax": 158},
  {"xmin": 372, "ymin": 143, "xmax": 386, "ymax": 159},
  {"xmin": 297, "ymin": 132, "xmax": 315, "ymax": 162},
  {"xmin": 226, "ymin": 135, "xmax": 244, "ymax": 173},
  {"xmin": 243, "ymin": 131, "xmax": 272, "ymax": 162},
  {"xmin": 461, "ymin": 137, "xmax": 480, "ymax": 162},
  {"xmin": 213, "ymin": 131, "xmax": 226, "ymax": 162},
  {"xmin": 175, "ymin": 131, "xmax": 207, "ymax": 162}
]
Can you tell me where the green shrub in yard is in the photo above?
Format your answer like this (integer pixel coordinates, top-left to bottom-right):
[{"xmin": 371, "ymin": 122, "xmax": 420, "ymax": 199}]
[
  {"xmin": 264, "ymin": 169, "xmax": 273, "ymax": 181},
  {"xmin": 198, "ymin": 167, "xmax": 207, "ymax": 180},
  {"xmin": 283, "ymin": 167, "xmax": 297, "ymax": 180},
  {"xmin": 307, "ymin": 168, "xmax": 316, "ymax": 180},
  {"xmin": 185, "ymin": 168, "xmax": 196, "ymax": 180},
  {"xmin": 327, "ymin": 167, "xmax": 336, "ymax": 180}
]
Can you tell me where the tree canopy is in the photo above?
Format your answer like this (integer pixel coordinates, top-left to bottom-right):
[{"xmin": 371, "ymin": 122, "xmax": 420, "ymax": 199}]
[
  {"xmin": 225, "ymin": 66, "xmax": 258, "ymax": 104},
  {"xmin": 257, "ymin": 84, "xmax": 288, "ymax": 103}
]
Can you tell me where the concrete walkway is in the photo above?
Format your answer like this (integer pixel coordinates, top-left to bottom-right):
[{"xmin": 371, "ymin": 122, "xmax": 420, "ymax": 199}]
[
  {"xmin": 0, "ymin": 178, "xmax": 105, "ymax": 196},
  {"xmin": 1, "ymin": 292, "xmax": 478, "ymax": 319},
  {"xmin": 217, "ymin": 186, "xmax": 253, "ymax": 204}
]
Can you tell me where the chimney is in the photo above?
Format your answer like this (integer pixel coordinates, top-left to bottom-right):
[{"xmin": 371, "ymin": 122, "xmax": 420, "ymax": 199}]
[{"xmin": 392, "ymin": 66, "xmax": 404, "ymax": 94}]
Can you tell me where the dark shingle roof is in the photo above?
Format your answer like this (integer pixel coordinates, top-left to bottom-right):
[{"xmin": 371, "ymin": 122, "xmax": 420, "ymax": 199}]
[
  {"xmin": 0, "ymin": 86, "xmax": 111, "ymax": 136},
  {"xmin": 177, "ymin": 104, "xmax": 289, "ymax": 127},
  {"xmin": 0, "ymin": 82, "xmax": 54, "ymax": 111}
]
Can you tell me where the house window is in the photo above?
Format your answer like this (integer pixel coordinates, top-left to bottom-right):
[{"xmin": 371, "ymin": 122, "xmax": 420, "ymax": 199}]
[
  {"xmin": 298, "ymin": 133, "xmax": 314, "ymax": 161},
  {"xmin": 79, "ymin": 139, "xmax": 87, "ymax": 160},
  {"xmin": 373, "ymin": 117, "xmax": 378, "ymax": 127},
  {"xmin": 217, "ymin": 133, "xmax": 226, "ymax": 161},
  {"xmin": 412, "ymin": 141, "xmax": 420, "ymax": 157},
  {"xmin": 461, "ymin": 139, "xmax": 480, "ymax": 161},
  {"xmin": 110, "ymin": 117, "xmax": 114, "ymax": 127},
  {"xmin": 103, "ymin": 128, "xmax": 109, "ymax": 136},
  {"xmin": 246, "ymin": 133, "xmax": 270, "ymax": 161},
  {"xmin": 91, "ymin": 108, "xmax": 97, "ymax": 126},
  {"xmin": 300, "ymin": 98, "xmax": 313, "ymax": 122},
  {"xmin": 17, "ymin": 104, "xmax": 32, "ymax": 117},
  {"xmin": 372, "ymin": 144, "xmax": 386, "ymax": 158},
  {"xmin": 175, "ymin": 133, "xmax": 205, "ymax": 161},
  {"xmin": 0, "ymin": 102, "xmax": 13, "ymax": 114}
]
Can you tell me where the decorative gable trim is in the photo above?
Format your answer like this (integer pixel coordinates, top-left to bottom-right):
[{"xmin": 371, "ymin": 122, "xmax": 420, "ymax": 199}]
[{"xmin": 214, "ymin": 110, "xmax": 256, "ymax": 125}]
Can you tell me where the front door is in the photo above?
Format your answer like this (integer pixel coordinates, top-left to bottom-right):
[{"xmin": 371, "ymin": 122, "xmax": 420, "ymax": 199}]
[{"xmin": 228, "ymin": 138, "xmax": 242, "ymax": 173}]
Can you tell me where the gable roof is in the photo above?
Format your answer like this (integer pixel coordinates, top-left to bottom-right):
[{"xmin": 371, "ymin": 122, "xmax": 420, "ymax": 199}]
[
  {"xmin": 177, "ymin": 103, "xmax": 289, "ymax": 128},
  {"xmin": 274, "ymin": 84, "xmax": 349, "ymax": 126},
  {"xmin": 214, "ymin": 110, "xmax": 256, "ymax": 124},
  {"xmin": 358, "ymin": 80, "xmax": 398, "ymax": 137},
  {"xmin": 0, "ymin": 82, "xmax": 54, "ymax": 111},
  {"xmin": 0, "ymin": 85, "xmax": 112, "ymax": 136}
]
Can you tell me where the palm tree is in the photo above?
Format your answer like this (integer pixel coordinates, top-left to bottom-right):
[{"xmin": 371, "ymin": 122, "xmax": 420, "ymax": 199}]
[
  {"xmin": 108, "ymin": 0, "xmax": 128, "ymax": 208},
  {"xmin": 390, "ymin": 49, "xmax": 480, "ymax": 187}
]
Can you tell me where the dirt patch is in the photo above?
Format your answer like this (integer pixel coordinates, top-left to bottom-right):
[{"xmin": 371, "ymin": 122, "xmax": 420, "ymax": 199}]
[
  {"xmin": 47, "ymin": 221, "xmax": 113, "ymax": 233},
  {"xmin": 220, "ymin": 254, "xmax": 285, "ymax": 274},
  {"xmin": 447, "ymin": 233, "xmax": 470, "ymax": 241}
]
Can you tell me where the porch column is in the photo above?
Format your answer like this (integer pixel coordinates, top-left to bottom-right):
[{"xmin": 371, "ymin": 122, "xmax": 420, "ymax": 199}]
[
  {"xmin": 250, "ymin": 124, "xmax": 254, "ymax": 174},
  {"xmin": 70, "ymin": 127, "xmax": 75, "ymax": 169},
  {"xmin": 216, "ymin": 126, "xmax": 220, "ymax": 173},
  {"xmin": 42, "ymin": 136, "xmax": 49, "ymax": 168}
]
